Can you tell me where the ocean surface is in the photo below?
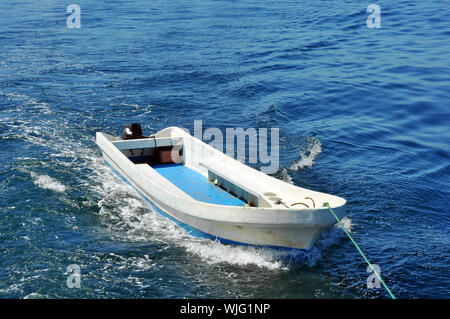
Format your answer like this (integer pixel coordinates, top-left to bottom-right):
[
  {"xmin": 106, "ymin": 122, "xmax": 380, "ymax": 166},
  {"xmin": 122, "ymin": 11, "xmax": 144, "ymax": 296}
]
[{"xmin": 0, "ymin": 0, "xmax": 449, "ymax": 299}]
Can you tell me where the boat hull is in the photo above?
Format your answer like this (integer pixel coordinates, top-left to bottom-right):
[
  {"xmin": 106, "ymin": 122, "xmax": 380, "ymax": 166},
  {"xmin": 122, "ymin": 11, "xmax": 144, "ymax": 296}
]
[
  {"xmin": 102, "ymin": 153, "xmax": 344, "ymax": 250},
  {"xmin": 96, "ymin": 128, "xmax": 346, "ymax": 250}
]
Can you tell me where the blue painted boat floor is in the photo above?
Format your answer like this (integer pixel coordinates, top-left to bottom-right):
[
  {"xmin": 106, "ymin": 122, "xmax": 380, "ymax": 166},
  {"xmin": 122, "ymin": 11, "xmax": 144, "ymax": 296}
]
[{"xmin": 152, "ymin": 163, "xmax": 246, "ymax": 207}]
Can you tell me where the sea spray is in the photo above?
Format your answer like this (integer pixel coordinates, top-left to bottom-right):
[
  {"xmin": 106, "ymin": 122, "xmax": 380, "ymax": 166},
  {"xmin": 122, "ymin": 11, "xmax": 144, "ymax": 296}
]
[
  {"xmin": 30, "ymin": 172, "xmax": 66, "ymax": 192},
  {"xmin": 290, "ymin": 137, "xmax": 322, "ymax": 170}
]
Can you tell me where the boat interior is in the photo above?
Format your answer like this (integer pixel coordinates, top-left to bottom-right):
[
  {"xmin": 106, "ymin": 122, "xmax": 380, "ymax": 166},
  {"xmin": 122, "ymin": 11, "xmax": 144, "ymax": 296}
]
[
  {"xmin": 112, "ymin": 136, "xmax": 252, "ymax": 207},
  {"xmin": 109, "ymin": 125, "xmax": 345, "ymax": 209}
]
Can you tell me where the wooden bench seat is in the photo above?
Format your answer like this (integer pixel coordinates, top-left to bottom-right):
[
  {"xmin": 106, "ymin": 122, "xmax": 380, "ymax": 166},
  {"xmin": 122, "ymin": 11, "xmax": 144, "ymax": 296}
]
[{"xmin": 199, "ymin": 159, "xmax": 274, "ymax": 207}]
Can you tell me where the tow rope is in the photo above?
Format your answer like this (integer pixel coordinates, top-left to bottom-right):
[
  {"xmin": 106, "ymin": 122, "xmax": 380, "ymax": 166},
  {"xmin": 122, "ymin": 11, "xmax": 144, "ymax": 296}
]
[{"xmin": 323, "ymin": 203, "xmax": 396, "ymax": 299}]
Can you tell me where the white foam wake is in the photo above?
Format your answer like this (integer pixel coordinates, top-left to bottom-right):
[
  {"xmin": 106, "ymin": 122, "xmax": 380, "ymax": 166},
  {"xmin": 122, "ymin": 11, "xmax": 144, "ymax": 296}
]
[
  {"xmin": 182, "ymin": 240, "xmax": 289, "ymax": 270},
  {"xmin": 31, "ymin": 172, "xmax": 66, "ymax": 192},
  {"xmin": 290, "ymin": 137, "xmax": 322, "ymax": 170}
]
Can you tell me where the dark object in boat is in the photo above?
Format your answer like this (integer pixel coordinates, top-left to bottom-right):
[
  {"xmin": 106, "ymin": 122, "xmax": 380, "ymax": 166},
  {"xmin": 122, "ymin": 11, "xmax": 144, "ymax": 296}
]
[
  {"xmin": 159, "ymin": 147, "xmax": 181, "ymax": 164},
  {"xmin": 149, "ymin": 146, "xmax": 182, "ymax": 165},
  {"xmin": 123, "ymin": 123, "xmax": 146, "ymax": 140}
]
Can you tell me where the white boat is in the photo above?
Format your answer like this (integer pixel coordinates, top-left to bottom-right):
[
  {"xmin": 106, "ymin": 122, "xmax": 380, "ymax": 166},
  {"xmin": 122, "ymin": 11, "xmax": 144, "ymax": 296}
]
[{"xmin": 96, "ymin": 124, "xmax": 346, "ymax": 251}]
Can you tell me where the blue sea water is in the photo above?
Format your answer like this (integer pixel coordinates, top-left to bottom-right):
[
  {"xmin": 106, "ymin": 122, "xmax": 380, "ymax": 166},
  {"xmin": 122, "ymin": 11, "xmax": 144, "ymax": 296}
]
[{"xmin": 0, "ymin": 0, "xmax": 449, "ymax": 299}]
